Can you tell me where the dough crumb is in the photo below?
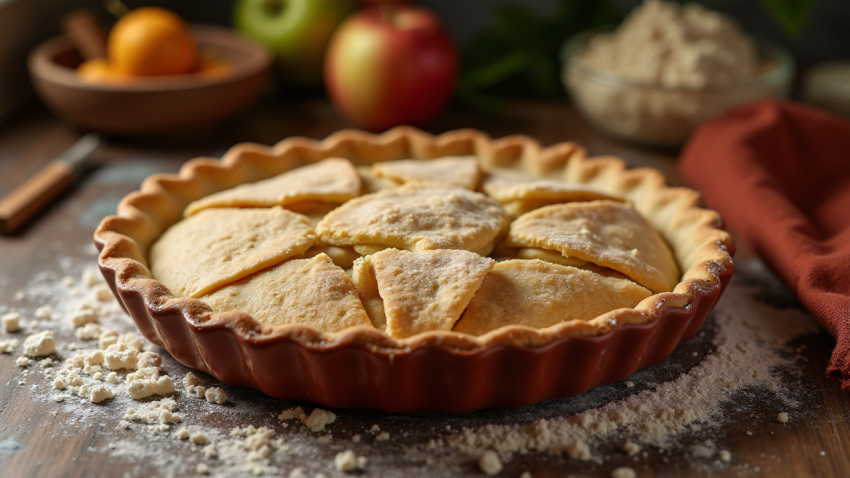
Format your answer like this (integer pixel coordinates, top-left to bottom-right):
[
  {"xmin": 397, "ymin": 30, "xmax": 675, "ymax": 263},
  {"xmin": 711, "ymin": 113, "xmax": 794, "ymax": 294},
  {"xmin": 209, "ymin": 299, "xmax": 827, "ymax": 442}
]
[
  {"xmin": 124, "ymin": 398, "xmax": 179, "ymax": 424},
  {"xmin": 93, "ymin": 283, "xmax": 114, "ymax": 301},
  {"xmin": 196, "ymin": 463, "xmax": 209, "ymax": 475},
  {"xmin": 99, "ymin": 330, "xmax": 118, "ymax": 350},
  {"xmin": 87, "ymin": 385, "xmax": 113, "ymax": 403},
  {"xmin": 104, "ymin": 342, "xmax": 139, "ymax": 370},
  {"xmin": 0, "ymin": 339, "xmax": 19, "ymax": 353},
  {"xmin": 566, "ymin": 440, "xmax": 592, "ymax": 460},
  {"xmin": 159, "ymin": 409, "xmax": 181, "ymax": 424},
  {"xmin": 35, "ymin": 305, "xmax": 52, "ymax": 320},
  {"xmin": 334, "ymin": 450, "xmax": 366, "ymax": 472},
  {"xmin": 478, "ymin": 450, "xmax": 503, "ymax": 476},
  {"xmin": 279, "ymin": 407, "xmax": 336, "ymax": 432},
  {"xmin": 611, "ymin": 467, "xmax": 637, "ymax": 478},
  {"xmin": 126, "ymin": 367, "xmax": 175, "ymax": 399},
  {"xmin": 777, "ymin": 412, "xmax": 789, "ymax": 423},
  {"xmin": 75, "ymin": 323, "xmax": 103, "ymax": 340},
  {"xmin": 71, "ymin": 302, "xmax": 100, "ymax": 327},
  {"xmin": 623, "ymin": 441, "xmax": 641, "ymax": 455},
  {"xmin": 719, "ymin": 449, "xmax": 732, "ymax": 463},
  {"xmin": 136, "ymin": 351, "xmax": 162, "ymax": 370},
  {"xmin": 24, "ymin": 331, "xmax": 55, "ymax": 356},
  {"xmin": 82, "ymin": 268, "xmax": 102, "ymax": 287},
  {"xmin": 304, "ymin": 408, "xmax": 336, "ymax": 432},
  {"xmin": 190, "ymin": 431, "xmax": 207, "ymax": 445},
  {"xmin": 203, "ymin": 444, "xmax": 217, "ymax": 459},
  {"xmin": 16, "ymin": 356, "xmax": 31, "ymax": 367},
  {"xmin": 2, "ymin": 312, "xmax": 21, "ymax": 332},
  {"xmin": 205, "ymin": 387, "xmax": 228, "ymax": 404}
]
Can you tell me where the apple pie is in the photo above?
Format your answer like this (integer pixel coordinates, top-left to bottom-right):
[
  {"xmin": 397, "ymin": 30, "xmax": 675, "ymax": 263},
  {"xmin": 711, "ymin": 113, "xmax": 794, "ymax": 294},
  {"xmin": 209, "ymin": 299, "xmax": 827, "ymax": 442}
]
[
  {"xmin": 95, "ymin": 127, "xmax": 735, "ymax": 411},
  {"xmin": 147, "ymin": 153, "xmax": 679, "ymax": 337}
]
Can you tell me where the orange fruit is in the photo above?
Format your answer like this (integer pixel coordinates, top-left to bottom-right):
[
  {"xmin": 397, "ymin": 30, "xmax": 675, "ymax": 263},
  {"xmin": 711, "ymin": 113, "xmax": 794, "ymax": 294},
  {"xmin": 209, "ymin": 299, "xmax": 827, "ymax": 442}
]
[
  {"xmin": 77, "ymin": 58, "xmax": 129, "ymax": 84},
  {"xmin": 107, "ymin": 7, "xmax": 198, "ymax": 76}
]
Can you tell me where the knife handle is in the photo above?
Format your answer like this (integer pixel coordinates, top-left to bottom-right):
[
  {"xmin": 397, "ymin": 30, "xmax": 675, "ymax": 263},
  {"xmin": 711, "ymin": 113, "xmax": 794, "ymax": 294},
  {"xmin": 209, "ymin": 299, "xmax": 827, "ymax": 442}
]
[{"xmin": 0, "ymin": 161, "xmax": 75, "ymax": 234}]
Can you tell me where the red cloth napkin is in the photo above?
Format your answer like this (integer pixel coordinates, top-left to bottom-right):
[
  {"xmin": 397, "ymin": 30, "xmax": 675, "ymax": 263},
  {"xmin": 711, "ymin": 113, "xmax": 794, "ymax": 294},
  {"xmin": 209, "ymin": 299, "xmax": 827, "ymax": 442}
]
[{"xmin": 680, "ymin": 100, "xmax": 850, "ymax": 389}]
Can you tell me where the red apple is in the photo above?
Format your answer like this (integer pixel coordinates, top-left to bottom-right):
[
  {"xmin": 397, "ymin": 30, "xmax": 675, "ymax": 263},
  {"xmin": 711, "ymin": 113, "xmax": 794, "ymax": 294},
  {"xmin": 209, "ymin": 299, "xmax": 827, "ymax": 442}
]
[{"xmin": 324, "ymin": 5, "xmax": 457, "ymax": 131}]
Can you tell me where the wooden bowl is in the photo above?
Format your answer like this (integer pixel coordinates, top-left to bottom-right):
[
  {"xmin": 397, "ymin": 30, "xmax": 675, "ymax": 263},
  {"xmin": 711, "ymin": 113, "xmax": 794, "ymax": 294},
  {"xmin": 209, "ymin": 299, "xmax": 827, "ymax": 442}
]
[{"xmin": 28, "ymin": 25, "xmax": 271, "ymax": 137}]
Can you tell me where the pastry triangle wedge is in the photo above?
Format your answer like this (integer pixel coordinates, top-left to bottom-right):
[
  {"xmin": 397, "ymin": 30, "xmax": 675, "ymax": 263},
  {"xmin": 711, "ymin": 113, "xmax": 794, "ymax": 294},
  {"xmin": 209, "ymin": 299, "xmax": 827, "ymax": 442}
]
[
  {"xmin": 482, "ymin": 168, "xmax": 623, "ymax": 218},
  {"xmin": 372, "ymin": 156, "xmax": 481, "ymax": 190},
  {"xmin": 367, "ymin": 249, "xmax": 494, "ymax": 338},
  {"xmin": 505, "ymin": 200, "xmax": 680, "ymax": 293},
  {"xmin": 149, "ymin": 207, "xmax": 315, "ymax": 298},
  {"xmin": 352, "ymin": 250, "xmax": 494, "ymax": 337},
  {"xmin": 453, "ymin": 259, "xmax": 652, "ymax": 336},
  {"xmin": 316, "ymin": 184, "xmax": 508, "ymax": 253},
  {"xmin": 185, "ymin": 158, "xmax": 361, "ymax": 216},
  {"xmin": 201, "ymin": 254, "xmax": 372, "ymax": 333}
]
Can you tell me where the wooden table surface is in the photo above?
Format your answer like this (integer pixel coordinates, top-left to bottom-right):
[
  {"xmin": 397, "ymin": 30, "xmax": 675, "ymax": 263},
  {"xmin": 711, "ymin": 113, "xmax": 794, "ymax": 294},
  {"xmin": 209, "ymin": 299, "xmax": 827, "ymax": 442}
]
[{"xmin": 1, "ymin": 99, "xmax": 849, "ymax": 478}]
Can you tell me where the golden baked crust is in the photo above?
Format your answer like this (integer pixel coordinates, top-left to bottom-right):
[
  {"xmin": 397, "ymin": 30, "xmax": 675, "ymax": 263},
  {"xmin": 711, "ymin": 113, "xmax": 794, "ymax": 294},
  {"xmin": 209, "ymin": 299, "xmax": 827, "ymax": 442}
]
[
  {"xmin": 201, "ymin": 254, "xmax": 371, "ymax": 333},
  {"xmin": 454, "ymin": 259, "xmax": 652, "ymax": 336},
  {"xmin": 368, "ymin": 249, "xmax": 494, "ymax": 338},
  {"xmin": 372, "ymin": 156, "xmax": 480, "ymax": 189},
  {"xmin": 95, "ymin": 127, "xmax": 733, "ymax": 353},
  {"xmin": 316, "ymin": 184, "xmax": 509, "ymax": 253},
  {"xmin": 505, "ymin": 200, "xmax": 680, "ymax": 293},
  {"xmin": 149, "ymin": 206, "xmax": 315, "ymax": 298},
  {"xmin": 482, "ymin": 167, "xmax": 623, "ymax": 218},
  {"xmin": 184, "ymin": 158, "xmax": 361, "ymax": 216}
]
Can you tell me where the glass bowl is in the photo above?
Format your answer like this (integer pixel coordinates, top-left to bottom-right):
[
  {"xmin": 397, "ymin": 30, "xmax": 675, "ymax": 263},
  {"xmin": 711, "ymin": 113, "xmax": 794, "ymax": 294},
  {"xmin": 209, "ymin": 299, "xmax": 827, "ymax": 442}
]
[{"xmin": 562, "ymin": 29, "xmax": 794, "ymax": 148}]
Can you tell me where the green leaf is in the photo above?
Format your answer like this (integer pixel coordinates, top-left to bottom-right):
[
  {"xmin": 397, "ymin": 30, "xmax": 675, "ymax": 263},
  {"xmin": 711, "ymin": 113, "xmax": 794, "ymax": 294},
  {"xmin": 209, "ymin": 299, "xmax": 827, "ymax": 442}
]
[
  {"xmin": 457, "ymin": 0, "xmax": 621, "ymax": 110},
  {"xmin": 460, "ymin": 52, "xmax": 529, "ymax": 89},
  {"xmin": 760, "ymin": 0, "xmax": 813, "ymax": 37}
]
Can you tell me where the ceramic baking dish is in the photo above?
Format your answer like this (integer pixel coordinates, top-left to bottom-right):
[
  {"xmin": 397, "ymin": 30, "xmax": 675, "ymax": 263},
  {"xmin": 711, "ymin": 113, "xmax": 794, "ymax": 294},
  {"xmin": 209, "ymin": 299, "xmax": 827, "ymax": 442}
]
[{"xmin": 94, "ymin": 127, "xmax": 735, "ymax": 412}]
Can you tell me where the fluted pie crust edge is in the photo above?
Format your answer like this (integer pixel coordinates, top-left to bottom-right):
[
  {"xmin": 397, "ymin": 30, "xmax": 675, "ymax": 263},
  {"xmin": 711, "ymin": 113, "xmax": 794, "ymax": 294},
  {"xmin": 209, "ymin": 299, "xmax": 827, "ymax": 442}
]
[{"xmin": 95, "ymin": 127, "xmax": 734, "ymax": 354}]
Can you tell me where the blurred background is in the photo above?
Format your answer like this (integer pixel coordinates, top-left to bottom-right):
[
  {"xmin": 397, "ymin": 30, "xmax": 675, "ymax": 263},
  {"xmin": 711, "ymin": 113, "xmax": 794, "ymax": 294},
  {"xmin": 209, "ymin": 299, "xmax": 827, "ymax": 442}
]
[{"xmin": 3, "ymin": 0, "xmax": 848, "ymax": 122}]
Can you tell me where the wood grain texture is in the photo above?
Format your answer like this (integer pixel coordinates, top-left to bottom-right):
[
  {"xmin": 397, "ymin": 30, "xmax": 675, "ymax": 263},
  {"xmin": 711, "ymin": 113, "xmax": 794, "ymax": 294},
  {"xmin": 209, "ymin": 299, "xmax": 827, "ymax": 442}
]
[
  {"xmin": 0, "ymin": 160, "xmax": 75, "ymax": 234},
  {"xmin": 0, "ymin": 102, "xmax": 848, "ymax": 478}
]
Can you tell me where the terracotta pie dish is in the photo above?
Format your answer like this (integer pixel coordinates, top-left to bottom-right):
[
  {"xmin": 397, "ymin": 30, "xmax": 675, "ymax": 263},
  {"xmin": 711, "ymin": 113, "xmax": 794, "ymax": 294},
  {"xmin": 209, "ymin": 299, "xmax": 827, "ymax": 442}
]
[{"xmin": 94, "ymin": 127, "xmax": 735, "ymax": 412}]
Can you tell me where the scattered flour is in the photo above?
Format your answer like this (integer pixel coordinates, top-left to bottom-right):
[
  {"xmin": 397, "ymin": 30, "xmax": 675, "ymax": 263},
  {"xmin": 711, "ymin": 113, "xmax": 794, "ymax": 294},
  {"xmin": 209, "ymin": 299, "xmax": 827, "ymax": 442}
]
[
  {"xmin": 435, "ymin": 271, "xmax": 819, "ymax": 462},
  {"xmin": 0, "ymin": 258, "xmax": 824, "ymax": 477}
]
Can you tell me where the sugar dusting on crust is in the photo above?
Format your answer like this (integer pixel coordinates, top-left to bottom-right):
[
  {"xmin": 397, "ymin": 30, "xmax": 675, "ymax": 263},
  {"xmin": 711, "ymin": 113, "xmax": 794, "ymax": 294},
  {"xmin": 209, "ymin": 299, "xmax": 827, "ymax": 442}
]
[{"xmin": 0, "ymin": 257, "xmax": 822, "ymax": 476}]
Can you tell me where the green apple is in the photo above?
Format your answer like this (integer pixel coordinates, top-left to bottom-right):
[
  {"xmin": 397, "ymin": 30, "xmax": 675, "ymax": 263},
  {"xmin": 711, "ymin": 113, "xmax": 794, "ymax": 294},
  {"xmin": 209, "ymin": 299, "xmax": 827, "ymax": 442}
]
[{"xmin": 234, "ymin": 0, "xmax": 354, "ymax": 87}]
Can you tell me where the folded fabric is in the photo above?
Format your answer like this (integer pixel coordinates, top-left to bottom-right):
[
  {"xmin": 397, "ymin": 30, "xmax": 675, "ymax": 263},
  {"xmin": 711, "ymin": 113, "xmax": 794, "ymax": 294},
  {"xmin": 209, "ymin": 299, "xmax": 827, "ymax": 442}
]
[{"xmin": 680, "ymin": 100, "xmax": 850, "ymax": 389}]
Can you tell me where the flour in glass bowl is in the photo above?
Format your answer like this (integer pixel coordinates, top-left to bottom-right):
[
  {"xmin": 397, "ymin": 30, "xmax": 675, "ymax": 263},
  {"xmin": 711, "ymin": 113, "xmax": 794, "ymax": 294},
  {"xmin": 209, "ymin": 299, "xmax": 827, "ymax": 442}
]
[
  {"xmin": 566, "ymin": 0, "xmax": 789, "ymax": 146},
  {"xmin": 0, "ymin": 252, "xmax": 823, "ymax": 477}
]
